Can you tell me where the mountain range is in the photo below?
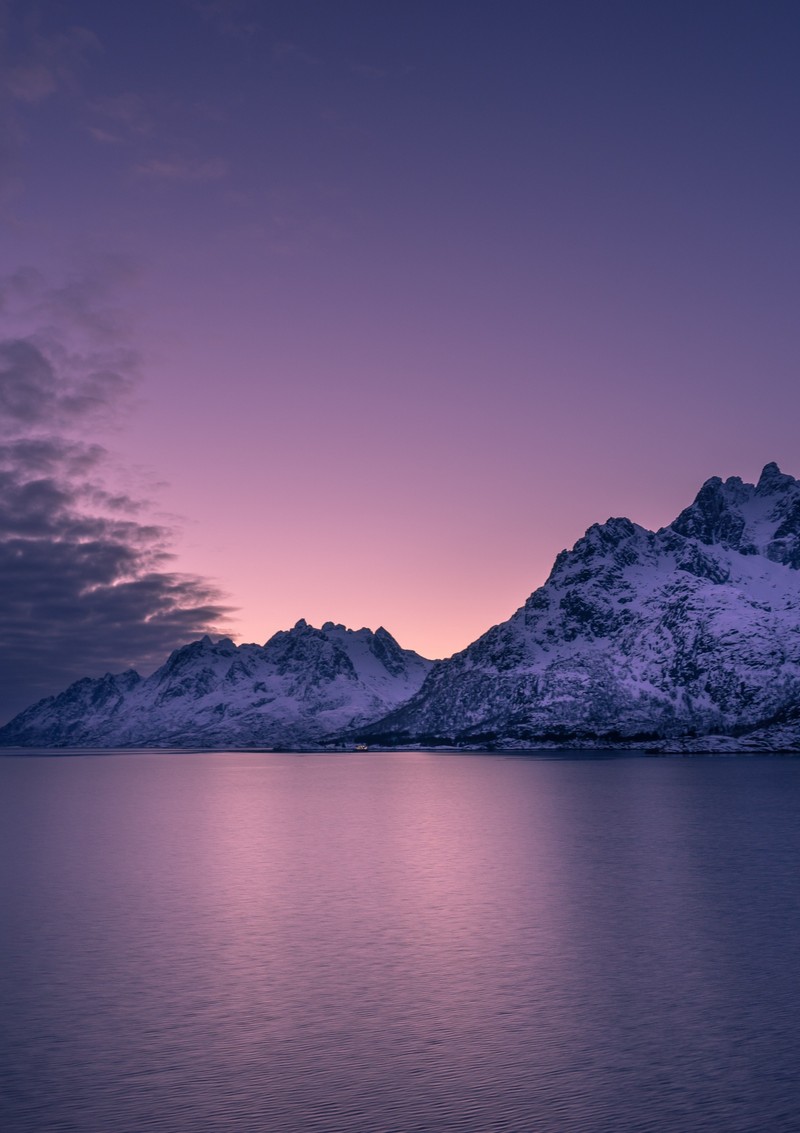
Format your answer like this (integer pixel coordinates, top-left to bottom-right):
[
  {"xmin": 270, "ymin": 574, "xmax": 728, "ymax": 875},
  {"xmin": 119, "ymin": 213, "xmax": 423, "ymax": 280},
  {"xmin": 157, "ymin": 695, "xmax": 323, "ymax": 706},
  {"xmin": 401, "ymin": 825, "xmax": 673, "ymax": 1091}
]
[
  {"xmin": 4, "ymin": 462, "xmax": 800, "ymax": 752},
  {"xmin": 0, "ymin": 622, "xmax": 432, "ymax": 749}
]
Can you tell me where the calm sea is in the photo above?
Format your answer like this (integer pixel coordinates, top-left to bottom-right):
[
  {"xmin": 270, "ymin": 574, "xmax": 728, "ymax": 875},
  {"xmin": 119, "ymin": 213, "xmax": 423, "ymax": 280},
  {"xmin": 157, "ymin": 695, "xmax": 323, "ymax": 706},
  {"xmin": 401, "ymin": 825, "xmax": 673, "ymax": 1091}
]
[{"xmin": 1, "ymin": 750, "xmax": 799, "ymax": 1132}]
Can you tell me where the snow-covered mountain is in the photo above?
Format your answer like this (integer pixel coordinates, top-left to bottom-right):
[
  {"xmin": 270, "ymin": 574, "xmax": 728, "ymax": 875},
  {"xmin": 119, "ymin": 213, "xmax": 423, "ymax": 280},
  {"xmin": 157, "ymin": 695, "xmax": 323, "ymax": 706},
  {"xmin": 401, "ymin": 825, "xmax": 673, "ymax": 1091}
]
[
  {"xmin": 6, "ymin": 463, "xmax": 800, "ymax": 752},
  {"xmin": 0, "ymin": 621, "xmax": 433, "ymax": 748},
  {"xmin": 361, "ymin": 463, "xmax": 800, "ymax": 752}
]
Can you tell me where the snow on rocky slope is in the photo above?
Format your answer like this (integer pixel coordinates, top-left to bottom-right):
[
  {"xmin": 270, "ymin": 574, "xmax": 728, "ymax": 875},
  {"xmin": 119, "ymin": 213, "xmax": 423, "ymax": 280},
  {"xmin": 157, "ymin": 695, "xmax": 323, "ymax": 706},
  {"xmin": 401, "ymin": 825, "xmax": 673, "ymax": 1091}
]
[
  {"xmin": 362, "ymin": 463, "xmax": 800, "ymax": 751},
  {"xmin": 0, "ymin": 621, "xmax": 433, "ymax": 748},
  {"xmin": 6, "ymin": 463, "xmax": 800, "ymax": 752}
]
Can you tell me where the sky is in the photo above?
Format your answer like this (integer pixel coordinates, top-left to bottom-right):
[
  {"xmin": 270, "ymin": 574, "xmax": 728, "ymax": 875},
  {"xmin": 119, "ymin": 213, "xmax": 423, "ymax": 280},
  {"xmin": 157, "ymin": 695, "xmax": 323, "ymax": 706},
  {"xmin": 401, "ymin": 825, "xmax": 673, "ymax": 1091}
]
[{"xmin": 1, "ymin": 0, "xmax": 800, "ymax": 721}]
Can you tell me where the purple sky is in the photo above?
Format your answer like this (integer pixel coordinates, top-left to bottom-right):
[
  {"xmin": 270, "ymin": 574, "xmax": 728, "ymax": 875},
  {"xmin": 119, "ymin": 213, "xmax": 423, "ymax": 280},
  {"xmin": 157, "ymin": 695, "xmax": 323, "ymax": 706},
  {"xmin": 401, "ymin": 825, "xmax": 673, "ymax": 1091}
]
[{"xmin": 1, "ymin": 0, "xmax": 800, "ymax": 719}]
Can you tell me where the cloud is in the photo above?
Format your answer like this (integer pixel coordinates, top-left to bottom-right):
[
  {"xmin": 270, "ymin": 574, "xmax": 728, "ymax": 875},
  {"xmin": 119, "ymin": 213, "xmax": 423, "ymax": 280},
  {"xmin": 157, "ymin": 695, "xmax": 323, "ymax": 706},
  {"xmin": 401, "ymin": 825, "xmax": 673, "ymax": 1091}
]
[
  {"xmin": 0, "ymin": 263, "xmax": 140, "ymax": 432},
  {"xmin": 87, "ymin": 91, "xmax": 152, "ymax": 143},
  {"xmin": 0, "ymin": 268, "xmax": 232, "ymax": 724},
  {"xmin": 135, "ymin": 155, "xmax": 229, "ymax": 182},
  {"xmin": 350, "ymin": 63, "xmax": 391, "ymax": 80},
  {"xmin": 0, "ymin": 7, "xmax": 101, "ymax": 202},
  {"xmin": 0, "ymin": 338, "xmax": 133, "ymax": 430},
  {"xmin": 87, "ymin": 126, "xmax": 118, "ymax": 144},
  {"xmin": 186, "ymin": 0, "xmax": 259, "ymax": 40},
  {"xmin": 3, "ymin": 23, "xmax": 101, "ymax": 105},
  {"xmin": 271, "ymin": 40, "xmax": 318, "ymax": 67},
  {"xmin": 37, "ymin": 257, "xmax": 139, "ymax": 340}
]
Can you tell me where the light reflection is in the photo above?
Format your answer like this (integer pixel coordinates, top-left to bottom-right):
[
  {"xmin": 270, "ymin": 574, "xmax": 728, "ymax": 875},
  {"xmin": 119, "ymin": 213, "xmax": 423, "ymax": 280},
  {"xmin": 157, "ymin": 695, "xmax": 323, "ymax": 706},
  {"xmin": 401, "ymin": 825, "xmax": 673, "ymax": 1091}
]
[{"xmin": 4, "ymin": 753, "xmax": 800, "ymax": 1131}]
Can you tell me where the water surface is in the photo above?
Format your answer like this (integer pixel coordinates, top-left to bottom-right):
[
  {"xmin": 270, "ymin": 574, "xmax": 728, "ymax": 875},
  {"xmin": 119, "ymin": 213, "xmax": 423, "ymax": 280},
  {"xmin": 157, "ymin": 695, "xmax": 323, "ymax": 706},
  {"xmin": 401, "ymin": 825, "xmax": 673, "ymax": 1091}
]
[{"xmin": 1, "ymin": 750, "xmax": 799, "ymax": 1132}]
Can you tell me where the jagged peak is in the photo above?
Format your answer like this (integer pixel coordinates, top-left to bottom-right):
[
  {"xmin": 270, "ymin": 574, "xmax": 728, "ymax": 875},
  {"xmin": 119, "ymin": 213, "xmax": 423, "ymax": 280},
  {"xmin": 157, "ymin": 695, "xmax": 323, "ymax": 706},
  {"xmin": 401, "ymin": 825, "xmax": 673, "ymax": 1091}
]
[
  {"xmin": 539, "ymin": 516, "xmax": 649, "ymax": 592},
  {"xmin": 321, "ymin": 621, "xmax": 356, "ymax": 634},
  {"xmin": 668, "ymin": 463, "xmax": 800, "ymax": 558},
  {"xmin": 156, "ymin": 635, "xmax": 233, "ymax": 678},
  {"xmin": 563, "ymin": 515, "xmax": 646, "ymax": 558},
  {"xmin": 598, "ymin": 516, "xmax": 638, "ymax": 537},
  {"xmin": 100, "ymin": 669, "xmax": 142, "ymax": 684},
  {"xmin": 679, "ymin": 464, "xmax": 794, "ymax": 511},
  {"xmin": 280, "ymin": 619, "xmax": 391, "ymax": 642},
  {"xmin": 287, "ymin": 619, "xmax": 360, "ymax": 636},
  {"xmin": 695, "ymin": 473, "xmax": 748, "ymax": 502},
  {"xmin": 756, "ymin": 462, "xmax": 796, "ymax": 495},
  {"xmin": 670, "ymin": 474, "xmax": 748, "ymax": 545},
  {"xmin": 186, "ymin": 634, "xmax": 234, "ymax": 654},
  {"xmin": 266, "ymin": 619, "xmax": 389, "ymax": 648}
]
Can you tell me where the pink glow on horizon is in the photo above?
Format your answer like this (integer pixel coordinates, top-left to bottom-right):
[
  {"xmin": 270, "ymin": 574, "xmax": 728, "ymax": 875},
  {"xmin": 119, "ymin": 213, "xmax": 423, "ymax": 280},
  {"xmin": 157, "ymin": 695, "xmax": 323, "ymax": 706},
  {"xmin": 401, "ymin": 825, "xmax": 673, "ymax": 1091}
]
[{"xmin": 3, "ymin": 1, "xmax": 800, "ymax": 678}]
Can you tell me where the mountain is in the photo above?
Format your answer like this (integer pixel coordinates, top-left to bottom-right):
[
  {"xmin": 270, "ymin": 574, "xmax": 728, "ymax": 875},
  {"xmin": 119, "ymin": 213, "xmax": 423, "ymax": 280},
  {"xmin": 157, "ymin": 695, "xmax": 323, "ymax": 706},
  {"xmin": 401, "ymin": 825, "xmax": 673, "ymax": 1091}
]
[
  {"xmin": 0, "ymin": 621, "xmax": 433, "ymax": 748},
  {"xmin": 361, "ymin": 463, "xmax": 800, "ymax": 752},
  {"xmin": 5, "ymin": 463, "xmax": 800, "ymax": 753}
]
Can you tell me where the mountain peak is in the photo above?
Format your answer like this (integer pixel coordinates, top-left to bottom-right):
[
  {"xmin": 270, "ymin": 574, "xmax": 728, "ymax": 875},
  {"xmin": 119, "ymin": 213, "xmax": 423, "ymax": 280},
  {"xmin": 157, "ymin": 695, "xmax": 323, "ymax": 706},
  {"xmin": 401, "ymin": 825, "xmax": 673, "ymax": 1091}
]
[
  {"xmin": 1, "ymin": 618, "xmax": 433, "ymax": 747},
  {"xmin": 756, "ymin": 462, "xmax": 795, "ymax": 495},
  {"xmin": 365, "ymin": 463, "xmax": 800, "ymax": 751},
  {"xmin": 7, "ymin": 463, "xmax": 800, "ymax": 752},
  {"xmin": 668, "ymin": 463, "xmax": 800, "ymax": 562},
  {"xmin": 670, "ymin": 474, "xmax": 749, "ymax": 548}
]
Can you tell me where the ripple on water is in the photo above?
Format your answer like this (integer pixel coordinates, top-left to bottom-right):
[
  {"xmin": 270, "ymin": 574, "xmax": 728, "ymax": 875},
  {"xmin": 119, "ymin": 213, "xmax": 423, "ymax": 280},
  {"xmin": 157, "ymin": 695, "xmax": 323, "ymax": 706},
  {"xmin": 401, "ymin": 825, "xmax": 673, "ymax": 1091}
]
[{"xmin": 1, "ymin": 751, "xmax": 800, "ymax": 1132}]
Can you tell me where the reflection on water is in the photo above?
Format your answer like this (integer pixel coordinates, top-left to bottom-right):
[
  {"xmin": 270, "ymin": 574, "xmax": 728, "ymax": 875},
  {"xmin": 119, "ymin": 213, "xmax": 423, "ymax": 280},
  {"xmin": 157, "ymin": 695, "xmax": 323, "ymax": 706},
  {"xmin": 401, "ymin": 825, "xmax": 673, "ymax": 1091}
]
[{"xmin": 1, "ymin": 751, "xmax": 800, "ymax": 1132}]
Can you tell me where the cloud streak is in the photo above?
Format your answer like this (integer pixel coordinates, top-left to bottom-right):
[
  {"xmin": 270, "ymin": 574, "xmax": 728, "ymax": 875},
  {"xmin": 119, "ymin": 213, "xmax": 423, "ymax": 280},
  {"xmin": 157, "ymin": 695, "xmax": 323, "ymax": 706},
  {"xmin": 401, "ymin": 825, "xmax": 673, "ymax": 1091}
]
[
  {"xmin": 0, "ymin": 268, "xmax": 232, "ymax": 724},
  {"xmin": 135, "ymin": 155, "xmax": 229, "ymax": 182}
]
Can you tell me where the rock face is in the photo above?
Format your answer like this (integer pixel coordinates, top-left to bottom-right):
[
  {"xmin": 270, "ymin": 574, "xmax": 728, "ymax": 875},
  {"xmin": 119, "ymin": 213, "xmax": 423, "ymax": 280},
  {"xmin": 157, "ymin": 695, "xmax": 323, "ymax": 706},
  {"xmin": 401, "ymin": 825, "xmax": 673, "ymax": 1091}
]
[
  {"xmin": 362, "ymin": 463, "xmax": 800, "ymax": 751},
  {"xmin": 0, "ymin": 621, "xmax": 433, "ymax": 748}
]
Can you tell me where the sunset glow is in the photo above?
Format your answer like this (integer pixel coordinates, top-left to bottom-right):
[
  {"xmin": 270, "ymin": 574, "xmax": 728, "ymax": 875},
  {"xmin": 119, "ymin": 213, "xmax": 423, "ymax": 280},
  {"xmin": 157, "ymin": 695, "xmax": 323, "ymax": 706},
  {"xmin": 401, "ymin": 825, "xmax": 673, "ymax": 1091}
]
[{"xmin": 2, "ymin": 1, "xmax": 799, "ymax": 717}]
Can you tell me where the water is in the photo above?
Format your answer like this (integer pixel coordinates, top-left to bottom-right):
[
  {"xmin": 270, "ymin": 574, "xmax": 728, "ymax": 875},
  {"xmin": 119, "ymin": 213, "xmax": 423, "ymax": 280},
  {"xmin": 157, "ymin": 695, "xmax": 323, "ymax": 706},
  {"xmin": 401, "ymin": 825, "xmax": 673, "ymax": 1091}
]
[{"xmin": 1, "ymin": 751, "xmax": 800, "ymax": 1132}]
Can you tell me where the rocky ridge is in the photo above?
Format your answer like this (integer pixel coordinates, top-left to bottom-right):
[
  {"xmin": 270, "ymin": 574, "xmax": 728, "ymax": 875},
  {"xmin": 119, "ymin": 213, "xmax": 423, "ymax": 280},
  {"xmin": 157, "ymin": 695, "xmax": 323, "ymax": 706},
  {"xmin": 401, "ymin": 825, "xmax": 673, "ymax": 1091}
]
[
  {"xmin": 361, "ymin": 463, "xmax": 800, "ymax": 752},
  {"xmin": 5, "ymin": 463, "xmax": 800, "ymax": 752},
  {"xmin": 0, "ymin": 621, "xmax": 433, "ymax": 748}
]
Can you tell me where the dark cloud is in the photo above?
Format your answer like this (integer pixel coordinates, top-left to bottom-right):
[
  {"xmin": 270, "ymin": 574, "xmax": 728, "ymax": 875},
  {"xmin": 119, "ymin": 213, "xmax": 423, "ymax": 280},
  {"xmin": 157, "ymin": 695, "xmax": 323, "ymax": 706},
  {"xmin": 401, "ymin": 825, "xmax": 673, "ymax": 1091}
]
[
  {"xmin": 0, "ymin": 272, "xmax": 232, "ymax": 724},
  {"xmin": 0, "ymin": 339, "xmax": 56, "ymax": 424},
  {"xmin": 0, "ymin": 335, "xmax": 135, "ymax": 431}
]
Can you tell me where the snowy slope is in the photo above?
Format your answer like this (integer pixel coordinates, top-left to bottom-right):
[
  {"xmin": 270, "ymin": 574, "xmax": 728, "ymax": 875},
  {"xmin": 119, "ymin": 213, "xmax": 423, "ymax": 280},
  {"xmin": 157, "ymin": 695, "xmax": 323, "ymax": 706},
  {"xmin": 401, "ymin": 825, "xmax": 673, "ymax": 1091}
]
[
  {"xmin": 7, "ymin": 463, "xmax": 800, "ymax": 752},
  {"xmin": 0, "ymin": 621, "xmax": 433, "ymax": 747},
  {"xmin": 363, "ymin": 464, "xmax": 800, "ymax": 750}
]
